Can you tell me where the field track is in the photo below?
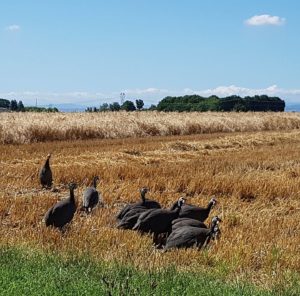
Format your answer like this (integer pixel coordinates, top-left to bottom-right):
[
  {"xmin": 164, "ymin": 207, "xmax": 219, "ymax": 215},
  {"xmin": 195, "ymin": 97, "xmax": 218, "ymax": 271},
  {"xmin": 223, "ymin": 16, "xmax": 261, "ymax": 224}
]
[{"xmin": 0, "ymin": 129, "xmax": 299, "ymax": 290}]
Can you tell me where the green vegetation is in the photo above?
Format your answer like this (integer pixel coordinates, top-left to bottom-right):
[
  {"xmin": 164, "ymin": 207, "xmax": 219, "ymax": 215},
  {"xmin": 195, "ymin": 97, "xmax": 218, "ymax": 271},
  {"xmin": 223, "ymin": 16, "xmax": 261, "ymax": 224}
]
[
  {"xmin": 0, "ymin": 98, "xmax": 10, "ymax": 109},
  {"xmin": 24, "ymin": 106, "xmax": 59, "ymax": 112},
  {"xmin": 0, "ymin": 247, "xmax": 298, "ymax": 296},
  {"xmin": 89, "ymin": 100, "xmax": 142, "ymax": 112},
  {"xmin": 0, "ymin": 98, "xmax": 58, "ymax": 112},
  {"xmin": 86, "ymin": 95, "xmax": 285, "ymax": 113},
  {"xmin": 157, "ymin": 95, "xmax": 285, "ymax": 112}
]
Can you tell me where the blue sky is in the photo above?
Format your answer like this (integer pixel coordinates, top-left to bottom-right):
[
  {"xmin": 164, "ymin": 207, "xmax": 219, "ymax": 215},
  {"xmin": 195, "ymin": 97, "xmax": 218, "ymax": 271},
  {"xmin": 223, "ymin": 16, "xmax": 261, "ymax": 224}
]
[{"xmin": 0, "ymin": 0, "xmax": 300, "ymax": 106}]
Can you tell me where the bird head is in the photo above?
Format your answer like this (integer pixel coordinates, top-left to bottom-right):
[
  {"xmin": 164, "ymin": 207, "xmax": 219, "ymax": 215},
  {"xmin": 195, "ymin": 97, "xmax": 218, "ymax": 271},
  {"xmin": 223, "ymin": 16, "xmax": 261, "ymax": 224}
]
[
  {"xmin": 140, "ymin": 187, "xmax": 149, "ymax": 195},
  {"xmin": 68, "ymin": 182, "xmax": 77, "ymax": 190},
  {"xmin": 46, "ymin": 153, "xmax": 52, "ymax": 159},
  {"xmin": 212, "ymin": 224, "xmax": 221, "ymax": 240},
  {"xmin": 177, "ymin": 197, "xmax": 186, "ymax": 207},
  {"xmin": 209, "ymin": 197, "xmax": 217, "ymax": 207},
  {"xmin": 211, "ymin": 215, "xmax": 222, "ymax": 225}
]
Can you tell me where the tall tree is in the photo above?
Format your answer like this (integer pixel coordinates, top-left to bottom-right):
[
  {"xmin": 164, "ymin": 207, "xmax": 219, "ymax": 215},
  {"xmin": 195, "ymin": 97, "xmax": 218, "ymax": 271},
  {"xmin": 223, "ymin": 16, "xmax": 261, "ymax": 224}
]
[
  {"xmin": 135, "ymin": 99, "xmax": 144, "ymax": 110},
  {"xmin": 9, "ymin": 100, "xmax": 18, "ymax": 111},
  {"xmin": 121, "ymin": 100, "xmax": 136, "ymax": 111},
  {"xmin": 17, "ymin": 100, "xmax": 25, "ymax": 112},
  {"xmin": 109, "ymin": 102, "xmax": 121, "ymax": 111},
  {"xmin": 99, "ymin": 103, "xmax": 109, "ymax": 112}
]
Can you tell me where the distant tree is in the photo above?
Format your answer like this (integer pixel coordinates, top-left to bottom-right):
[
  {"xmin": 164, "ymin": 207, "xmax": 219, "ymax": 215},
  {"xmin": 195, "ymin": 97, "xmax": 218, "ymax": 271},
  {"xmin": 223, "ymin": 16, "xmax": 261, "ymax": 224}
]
[
  {"xmin": 93, "ymin": 107, "xmax": 98, "ymax": 112},
  {"xmin": 99, "ymin": 103, "xmax": 109, "ymax": 112},
  {"xmin": 24, "ymin": 106, "xmax": 59, "ymax": 112},
  {"xmin": 17, "ymin": 100, "xmax": 25, "ymax": 112},
  {"xmin": 148, "ymin": 104, "xmax": 157, "ymax": 111},
  {"xmin": 135, "ymin": 99, "xmax": 144, "ymax": 110},
  {"xmin": 109, "ymin": 102, "xmax": 121, "ymax": 111},
  {"xmin": 121, "ymin": 100, "xmax": 136, "ymax": 111},
  {"xmin": 85, "ymin": 107, "xmax": 93, "ymax": 112},
  {"xmin": 0, "ymin": 98, "xmax": 10, "ymax": 108},
  {"xmin": 9, "ymin": 100, "xmax": 18, "ymax": 111}
]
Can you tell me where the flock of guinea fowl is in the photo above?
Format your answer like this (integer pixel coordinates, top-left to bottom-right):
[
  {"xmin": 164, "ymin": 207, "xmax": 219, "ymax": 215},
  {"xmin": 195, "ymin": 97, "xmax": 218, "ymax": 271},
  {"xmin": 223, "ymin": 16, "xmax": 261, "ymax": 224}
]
[{"xmin": 41, "ymin": 154, "xmax": 221, "ymax": 251}]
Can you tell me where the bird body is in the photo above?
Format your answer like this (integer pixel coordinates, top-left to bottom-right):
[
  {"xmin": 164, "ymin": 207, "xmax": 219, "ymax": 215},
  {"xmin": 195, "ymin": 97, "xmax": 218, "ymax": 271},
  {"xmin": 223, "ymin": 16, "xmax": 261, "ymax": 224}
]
[
  {"xmin": 39, "ymin": 154, "xmax": 53, "ymax": 188},
  {"xmin": 164, "ymin": 216, "xmax": 221, "ymax": 251},
  {"xmin": 117, "ymin": 206, "xmax": 151, "ymax": 230},
  {"xmin": 176, "ymin": 198, "xmax": 217, "ymax": 221},
  {"xmin": 44, "ymin": 183, "xmax": 77, "ymax": 229},
  {"xmin": 171, "ymin": 218, "xmax": 207, "ymax": 231},
  {"xmin": 132, "ymin": 197, "xmax": 185, "ymax": 235},
  {"xmin": 116, "ymin": 188, "xmax": 160, "ymax": 221},
  {"xmin": 82, "ymin": 176, "xmax": 100, "ymax": 213}
]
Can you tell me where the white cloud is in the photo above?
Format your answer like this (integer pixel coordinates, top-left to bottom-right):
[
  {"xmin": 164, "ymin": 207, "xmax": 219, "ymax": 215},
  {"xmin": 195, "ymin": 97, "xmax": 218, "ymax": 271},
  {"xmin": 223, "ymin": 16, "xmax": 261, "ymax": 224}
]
[
  {"xmin": 1, "ymin": 85, "xmax": 299, "ymax": 106},
  {"xmin": 5, "ymin": 24, "xmax": 20, "ymax": 31},
  {"xmin": 245, "ymin": 14, "xmax": 285, "ymax": 26}
]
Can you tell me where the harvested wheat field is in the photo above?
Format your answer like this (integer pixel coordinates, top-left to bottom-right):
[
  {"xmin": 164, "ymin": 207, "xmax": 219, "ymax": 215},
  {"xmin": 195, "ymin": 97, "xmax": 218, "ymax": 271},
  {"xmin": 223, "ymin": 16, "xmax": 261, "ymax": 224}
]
[{"xmin": 0, "ymin": 112, "xmax": 300, "ymax": 295}]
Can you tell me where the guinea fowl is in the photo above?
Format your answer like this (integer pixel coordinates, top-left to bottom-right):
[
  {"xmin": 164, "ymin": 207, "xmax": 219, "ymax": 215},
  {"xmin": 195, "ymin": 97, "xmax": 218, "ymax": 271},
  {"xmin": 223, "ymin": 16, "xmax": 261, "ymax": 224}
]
[
  {"xmin": 39, "ymin": 153, "xmax": 53, "ymax": 188},
  {"xmin": 164, "ymin": 216, "xmax": 222, "ymax": 251},
  {"xmin": 171, "ymin": 217, "xmax": 207, "ymax": 232},
  {"xmin": 132, "ymin": 197, "xmax": 186, "ymax": 244},
  {"xmin": 117, "ymin": 206, "xmax": 150, "ymax": 230},
  {"xmin": 116, "ymin": 187, "xmax": 161, "ymax": 221},
  {"xmin": 82, "ymin": 176, "xmax": 101, "ymax": 213},
  {"xmin": 44, "ymin": 183, "xmax": 77, "ymax": 229},
  {"xmin": 172, "ymin": 197, "xmax": 217, "ymax": 222}
]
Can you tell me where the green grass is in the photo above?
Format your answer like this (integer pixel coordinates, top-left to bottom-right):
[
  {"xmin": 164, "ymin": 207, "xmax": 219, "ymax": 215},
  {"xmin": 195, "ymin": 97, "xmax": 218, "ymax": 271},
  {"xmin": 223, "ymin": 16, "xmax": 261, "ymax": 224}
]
[{"xmin": 0, "ymin": 247, "xmax": 298, "ymax": 296}]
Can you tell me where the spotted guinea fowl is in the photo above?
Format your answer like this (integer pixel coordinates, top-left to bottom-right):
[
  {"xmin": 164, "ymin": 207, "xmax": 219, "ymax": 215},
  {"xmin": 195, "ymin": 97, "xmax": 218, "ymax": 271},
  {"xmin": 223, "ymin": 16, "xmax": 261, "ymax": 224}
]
[
  {"xmin": 171, "ymin": 217, "xmax": 207, "ymax": 232},
  {"xmin": 82, "ymin": 176, "xmax": 101, "ymax": 213},
  {"xmin": 44, "ymin": 183, "xmax": 77, "ymax": 229},
  {"xmin": 164, "ymin": 216, "xmax": 221, "ymax": 251},
  {"xmin": 132, "ymin": 197, "xmax": 185, "ymax": 244},
  {"xmin": 116, "ymin": 187, "xmax": 161, "ymax": 221},
  {"xmin": 171, "ymin": 197, "xmax": 217, "ymax": 222},
  {"xmin": 39, "ymin": 153, "xmax": 53, "ymax": 188}
]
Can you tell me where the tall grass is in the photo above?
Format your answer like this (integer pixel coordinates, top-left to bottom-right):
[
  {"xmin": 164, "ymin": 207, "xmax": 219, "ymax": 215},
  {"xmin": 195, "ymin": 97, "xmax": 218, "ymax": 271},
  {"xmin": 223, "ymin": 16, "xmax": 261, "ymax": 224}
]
[
  {"xmin": 2, "ymin": 247, "xmax": 290, "ymax": 296},
  {"xmin": 1, "ymin": 111, "xmax": 300, "ymax": 144}
]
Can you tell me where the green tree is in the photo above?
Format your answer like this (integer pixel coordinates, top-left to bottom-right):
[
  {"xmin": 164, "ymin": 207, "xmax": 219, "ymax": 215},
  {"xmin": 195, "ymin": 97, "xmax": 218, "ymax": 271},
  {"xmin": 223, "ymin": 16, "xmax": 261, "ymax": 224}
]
[
  {"xmin": 0, "ymin": 99, "xmax": 10, "ymax": 108},
  {"xmin": 9, "ymin": 100, "xmax": 18, "ymax": 111},
  {"xmin": 17, "ymin": 101, "xmax": 25, "ymax": 112},
  {"xmin": 135, "ymin": 99, "xmax": 144, "ymax": 110},
  {"xmin": 109, "ymin": 102, "xmax": 121, "ymax": 111},
  {"xmin": 148, "ymin": 104, "xmax": 157, "ymax": 111},
  {"xmin": 99, "ymin": 103, "xmax": 109, "ymax": 112},
  {"xmin": 121, "ymin": 100, "xmax": 136, "ymax": 111}
]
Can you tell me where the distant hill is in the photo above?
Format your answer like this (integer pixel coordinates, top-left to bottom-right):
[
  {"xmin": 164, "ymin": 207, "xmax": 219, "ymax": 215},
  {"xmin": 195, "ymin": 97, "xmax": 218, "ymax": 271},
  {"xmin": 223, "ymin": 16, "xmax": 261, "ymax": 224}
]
[{"xmin": 45, "ymin": 103, "xmax": 87, "ymax": 112}]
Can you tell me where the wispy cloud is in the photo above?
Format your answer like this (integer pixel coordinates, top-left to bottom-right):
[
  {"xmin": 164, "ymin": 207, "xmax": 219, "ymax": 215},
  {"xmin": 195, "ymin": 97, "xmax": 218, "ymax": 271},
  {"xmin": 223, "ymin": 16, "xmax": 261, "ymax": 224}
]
[
  {"xmin": 1, "ymin": 85, "xmax": 299, "ymax": 106},
  {"xmin": 245, "ymin": 14, "xmax": 285, "ymax": 26},
  {"xmin": 5, "ymin": 24, "xmax": 21, "ymax": 32}
]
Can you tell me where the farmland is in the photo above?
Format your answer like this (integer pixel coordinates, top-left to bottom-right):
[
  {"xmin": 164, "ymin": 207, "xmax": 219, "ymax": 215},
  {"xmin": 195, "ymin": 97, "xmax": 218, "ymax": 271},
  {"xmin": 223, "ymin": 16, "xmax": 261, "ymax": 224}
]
[{"xmin": 0, "ymin": 112, "xmax": 300, "ymax": 295}]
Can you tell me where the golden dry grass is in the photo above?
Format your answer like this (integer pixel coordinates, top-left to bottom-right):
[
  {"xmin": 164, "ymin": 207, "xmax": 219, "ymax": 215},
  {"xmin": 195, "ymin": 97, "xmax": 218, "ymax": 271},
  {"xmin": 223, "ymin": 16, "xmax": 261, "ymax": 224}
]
[
  {"xmin": 1, "ymin": 111, "xmax": 300, "ymax": 144},
  {"xmin": 0, "ymin": 127, "xmax": 299, "ymax": 290}
]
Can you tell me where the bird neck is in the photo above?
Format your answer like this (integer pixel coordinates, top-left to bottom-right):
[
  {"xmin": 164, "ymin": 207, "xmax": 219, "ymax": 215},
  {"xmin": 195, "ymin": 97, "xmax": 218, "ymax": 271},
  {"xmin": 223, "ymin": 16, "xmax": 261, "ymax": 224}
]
[
  {"xmin": 209, "ymin": 220, "xmax": 218, "ymax": 236},
  {"xmin": 69, "ymin": 188, "xmax": 75, "ymax": 203},
  {"xmin": 173, "ymin": 203, "xmax": 183, "ymax": 214},
  {"xmin": 45, "ymin": 158, "xmax": 50, "ymax": 168},
  {"xmin": 206, "ymin": 201, "xmax": 214, "ymax": 212},
  {"xmin": 93, "ymin": 178, "xmax": 98, "ymax": 188},
  {"xmin": 141, "ymin": 191, "xmax": 146, "ymax": 203}
]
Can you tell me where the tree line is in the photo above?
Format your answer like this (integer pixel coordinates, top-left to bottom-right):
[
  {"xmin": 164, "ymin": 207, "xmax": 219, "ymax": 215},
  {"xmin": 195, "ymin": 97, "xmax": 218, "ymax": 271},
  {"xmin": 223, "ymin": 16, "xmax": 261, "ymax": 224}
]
[
  {"xmin": 86, "ymin": 99, "xmax": 156, "ymax": 112},
  {"xmin": 156, "ymin": 95, "xmax": 285, "ymax": 112},
  {"xmin": 2, "ymin": 94, "xmax": 286, "ymax": 113},
  {"xmin": 0, "ymin": 98, "xmax": 58, "ymax": 112}
]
